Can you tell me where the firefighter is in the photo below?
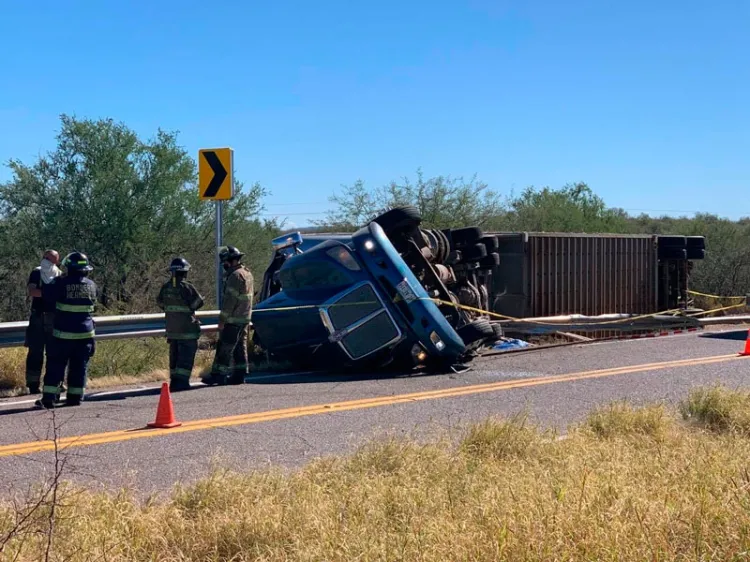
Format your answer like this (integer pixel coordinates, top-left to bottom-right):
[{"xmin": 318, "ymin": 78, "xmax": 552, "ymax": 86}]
[
  {"xmin": 24, "ymin": 250, "xmax": 61, "ymax": 394},
  {"xmin": 202, "ymin": 245, "xmax": 253, "ymax": 386},
  {"xmin": 157, "ymin": 257, "xmax": 205, "ymax": 392},
  {"xmin": 37, "ymin": 251, "xmax": 97, "ymax": 409}
]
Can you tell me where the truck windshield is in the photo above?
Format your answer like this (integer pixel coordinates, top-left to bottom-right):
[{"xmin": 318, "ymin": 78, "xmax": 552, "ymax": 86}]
[{"xmin": 279, "ymin": 260, "xmax": 354, "ymax": 292}]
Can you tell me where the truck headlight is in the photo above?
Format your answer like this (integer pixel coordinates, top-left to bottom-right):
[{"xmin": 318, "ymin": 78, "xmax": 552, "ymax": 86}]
[
  {"xmin": 411, "ymin": 343, "xmax": 428, "ymax": 365},
  {"xmin": 430, "ymin": 331, "xmax": 445, "ymax": 351}
]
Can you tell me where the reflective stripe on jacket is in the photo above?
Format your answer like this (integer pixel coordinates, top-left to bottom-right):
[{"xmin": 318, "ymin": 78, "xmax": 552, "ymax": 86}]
[
  {"xmin": 43, "ymin": 275, "xmax": 97, "ymax": 340},
  {"xmin": 220, "ymin": 265, "xmax": 253, "ymax": 325},
  {"xmin": 157, "ymin": 278, "xmax": 205, "ymax": 339}
]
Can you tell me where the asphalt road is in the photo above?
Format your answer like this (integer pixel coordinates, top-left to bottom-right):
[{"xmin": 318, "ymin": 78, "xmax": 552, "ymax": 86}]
[{"xmin": 0, "ymin": 329, "xmax": 748, "ymax": 497}]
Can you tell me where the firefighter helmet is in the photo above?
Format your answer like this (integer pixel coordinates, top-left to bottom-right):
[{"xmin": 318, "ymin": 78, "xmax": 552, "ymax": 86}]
[
  {"xmin": 168, "ymin": 257, "xmax": 191, "ymax": 273},
  {"xmin": 62, "ymin": 251, "xmax": 93, "ymax": 273},
  {"xmin": 219, "ymin": 245, "xmax": 244, "ymax": 263}
]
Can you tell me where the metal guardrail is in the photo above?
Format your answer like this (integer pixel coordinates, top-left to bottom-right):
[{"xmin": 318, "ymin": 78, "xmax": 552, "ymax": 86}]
[
  {"xmin": 0, "ymin": 309, "xmax": 739, "ymax": 349},
  {"xmin": 0, "ymin": 311, "xmax": 223, "ymax": 348}
]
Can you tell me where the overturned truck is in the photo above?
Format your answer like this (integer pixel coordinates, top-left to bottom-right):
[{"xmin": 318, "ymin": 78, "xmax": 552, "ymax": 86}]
[
  {"xmin": 251, "ymin": 207, "xmax": 707, "ymax": 371},
  {"xmin": 251, "ymin": 207, "xmax": 503, "ymax": 372}
]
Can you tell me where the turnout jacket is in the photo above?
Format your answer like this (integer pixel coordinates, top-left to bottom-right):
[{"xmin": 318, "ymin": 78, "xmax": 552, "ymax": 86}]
[
  {"xmin": 157, "ymin": 278, "xmax": 205, "ymax": 340},
  {"xmin": 220, "ymin": 265, "xmax": 253, "ymax": 325},
  {"xmin": 43, "ymin": 275, "xmax": 97, "ymax": 340}
]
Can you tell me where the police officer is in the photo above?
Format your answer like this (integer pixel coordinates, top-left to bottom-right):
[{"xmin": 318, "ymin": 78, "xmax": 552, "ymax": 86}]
[
  {"xmin": 202, "ymin": 246, "xmax": 253, "ymax": 386},
  {"xmin": 157, "ymin": 257, "xmax": 205, "ymax": 392},
  {"xmin": 37, "ymin": 251, "xmax": 97, "ymax": 409},
  {"xmin": 24, "ymin": 250, "xmax": 61, "ymax": 394}
]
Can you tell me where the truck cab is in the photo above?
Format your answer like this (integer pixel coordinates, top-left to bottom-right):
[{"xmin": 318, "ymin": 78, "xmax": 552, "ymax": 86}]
[{"xmin": 252, "ymin": 222, "xmax": 468, "ymax": 371}]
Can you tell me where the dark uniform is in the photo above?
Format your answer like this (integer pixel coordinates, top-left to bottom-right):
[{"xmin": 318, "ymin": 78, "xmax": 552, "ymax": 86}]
[
  {"xmin": 38, "ymin": 252, "xmax": 97, "ymax": 408},
  {"xmin": 24, "ymin": 267, "xmax": 54, "ymax": 392},
  {"xmin": 203, "ymin": 246, "xmax": 253, "ymax": 386},
  {"xmin": 157, "ymin": 257, "xmax": 205, "ymax": 392}
]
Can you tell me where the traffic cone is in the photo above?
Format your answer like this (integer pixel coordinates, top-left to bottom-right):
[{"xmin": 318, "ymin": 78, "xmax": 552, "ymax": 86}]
[
  {"xmin": 740, "ymin": 330, "xmax": 750, "ymax": 357},
  {"xmin": 147, "ymin": 382, "xmax": 182, "ymax": 428}
]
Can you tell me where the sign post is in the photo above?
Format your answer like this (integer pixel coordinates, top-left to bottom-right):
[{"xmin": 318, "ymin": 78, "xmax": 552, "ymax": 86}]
[
  {"xmin": 215, "ymin": 200, "xmax": 223, "ymax": 308},
  {"xmin": 198, "ymin": 147, "xmax": 234, "ymax": 309}
]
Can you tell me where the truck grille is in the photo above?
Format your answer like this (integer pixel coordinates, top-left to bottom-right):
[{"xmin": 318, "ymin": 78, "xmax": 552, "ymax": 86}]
[
  {"xmin": 341, "ymin": 311, "xmax": 400, "ymax": 359},
  {"xmin": 328, "ymin": 284, "xmax": 382, "ymax": 330}
]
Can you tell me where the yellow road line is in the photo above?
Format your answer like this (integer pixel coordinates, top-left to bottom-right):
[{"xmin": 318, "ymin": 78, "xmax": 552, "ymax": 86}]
[{"xmin": 0, "ymin": 353, "xmax": 744, "ymax": 458}]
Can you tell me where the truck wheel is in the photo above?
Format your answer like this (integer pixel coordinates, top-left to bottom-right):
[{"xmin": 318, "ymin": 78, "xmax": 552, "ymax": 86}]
[
  {"xmin": 657, "ymin": 235, "xmax": 687, "ymax": 248},
  {"xmin": 457, "ymin": 318, "xmax": 495, "ymax": 345},
  {"xmin": 480, "ymin": 235, "xmax": 499, "ymax": 252},
  {"xmin": 422, "ymin": 229, "xmax": 440, "ymax": 261},
  {"xmin": 658, "ymin": 247, "xmax": 687, "ymax": 260},
  {"xmin": 491, "ymin": 323, "xmax": 503, "ymax": 339},
  {"xmin": 371, "ymin": 206, "xmax": 422, "ymax": 234},
  {"xmin": 462, "ymin": 243, "xmax": 488, "ymax": 261},
  {"xmin": 451, "ymin": 227, "xmax": 483, "ymax": 247},
  {"xmin": 478, "ymin": 253, "xmax": 500, "ymax": 268}
]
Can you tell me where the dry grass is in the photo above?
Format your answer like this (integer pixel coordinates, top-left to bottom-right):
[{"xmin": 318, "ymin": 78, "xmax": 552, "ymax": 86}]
[
  {"xmin": 0, "ymin": 334, "xmax": 281, "ymax": 395},
  {"xmin": 3, "ymin": 386, "xmax": 750, "ymax": 560},
  {"xmin": 680, "ymin": 384, "xmax": 750, "ymax": 435}
]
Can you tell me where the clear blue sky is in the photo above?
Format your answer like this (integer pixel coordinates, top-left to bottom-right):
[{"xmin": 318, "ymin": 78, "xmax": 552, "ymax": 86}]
[{"xmin": 0, "ymin": 0, "xmax": 748, "ymax": 226}]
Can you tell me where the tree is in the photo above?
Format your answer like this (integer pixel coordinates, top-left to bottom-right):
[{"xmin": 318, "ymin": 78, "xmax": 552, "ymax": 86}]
[
  {"xmin": 318, "ymin": 169, "xmax": 506, "ymax": 230},
  {"xmin": 495, "ymin": 182, "xmax": 630, "ymax": 233},
  {"xmin": 0, "ymin": 115, "xmax": 278, "ymax": 319}
]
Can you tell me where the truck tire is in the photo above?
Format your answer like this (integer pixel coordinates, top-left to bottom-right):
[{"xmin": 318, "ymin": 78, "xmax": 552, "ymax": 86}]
[
  {"xmin": 451, "ymin": 227, "xmax": 483, "ymax": 247},
  {"xmin": 480, "ymin": 235, "xmax": 499, "ymax": 252},
  {"xmin": 478, "ymin": 253, "xmax": 500, "ymax": 268},
  {"xmin": 491, "ymin": 323, "xmax": 503, "ymax": 339},
  {"xmin": 436, "ymin": 229, "xmax": 451, "ymax": 263},
  {"xmin": 371, "ymin": 206, "xmax": 422, "ymax": 234},
  {"xmin": 457, "ymin": 318, "xmax": 495, "ymax": 345},
  {"xmin": 422, "ymin": 229, "xmax": 440, "ymax": 261},
  {"xmin": 462, "ymin": 243, "xmax": 488, "ymax": 261},
  {"xmin": 657, "ymin": 235, "xmax": 687, "ymax": 248},
  {"xmin": 658, "ymin": 247, "xmax": 687, "ymax": 260}
]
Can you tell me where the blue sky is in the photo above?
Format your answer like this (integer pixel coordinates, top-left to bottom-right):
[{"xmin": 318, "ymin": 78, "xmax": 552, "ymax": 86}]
[{"xmin": 0, "ymin": 0, "xmax": 747, "ymax": 225}]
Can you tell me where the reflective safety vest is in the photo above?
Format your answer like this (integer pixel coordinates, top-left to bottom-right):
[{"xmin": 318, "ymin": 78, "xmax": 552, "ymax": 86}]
[
  {"xmin": 220, "ymin": 265, "xmax": 253, "ymax": 325},
  {"xmin": 157, "ymin": 278, "xmax": 204, "ymax": 339},
  {"xmin": 43, "ymin": 275, "xmax": 97, "ymax": 340}
]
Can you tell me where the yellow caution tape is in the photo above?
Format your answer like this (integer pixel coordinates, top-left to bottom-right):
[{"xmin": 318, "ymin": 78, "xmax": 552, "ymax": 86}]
[
  {"xmin": 250, "ymin": 293, "xmax": 745, "ymax": 327},
  {"xmin": 686, "ymin": 301, "xmax": 748, "ymax": 317},
  {"xmin": 688, "ymin": 290, "xmax": 747, "ymax": 301}
]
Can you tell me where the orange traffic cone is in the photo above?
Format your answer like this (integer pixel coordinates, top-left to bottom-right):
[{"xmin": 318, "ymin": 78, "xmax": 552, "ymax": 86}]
[
  {"xmin": 740, "ymin": 330, "xmax": 750, "ymax": 357},
  {"xmin": 147, "ymin": 382, "xmax": 182, "ymax": 428}
]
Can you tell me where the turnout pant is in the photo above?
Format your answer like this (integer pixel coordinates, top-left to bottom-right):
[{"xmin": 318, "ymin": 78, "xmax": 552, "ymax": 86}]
[
  {"xmin": 169, "ymin": 339, "xmax": 198, "ymax": 384},
  {"xmin": 42, "ymin": 338, "xmax": 95, "ymax": 401},
  {"xmin": 210, "ymin": 324, "xmax": 249, "ymax": 380},
  {"xmin": 24, "ymin": 312, "xmax": 53, "ymax": 387}
]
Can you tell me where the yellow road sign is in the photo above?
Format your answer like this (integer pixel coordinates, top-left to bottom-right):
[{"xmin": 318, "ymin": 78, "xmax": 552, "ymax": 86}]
[{"xmin": 198, "ymin": 148, "xmax": 233, "ymax": 200}]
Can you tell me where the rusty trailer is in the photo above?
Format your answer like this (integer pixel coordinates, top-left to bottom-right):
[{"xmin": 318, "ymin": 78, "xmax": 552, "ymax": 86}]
[{"xmin": 488, "ymin": 232, "xmax": 701, "ymax": 320}]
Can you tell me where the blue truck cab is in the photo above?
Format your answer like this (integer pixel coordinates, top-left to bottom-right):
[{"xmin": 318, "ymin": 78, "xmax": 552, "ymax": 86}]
[{"xmin": 252, "ymin": 222, "xmax": 467, "ymax": 370}]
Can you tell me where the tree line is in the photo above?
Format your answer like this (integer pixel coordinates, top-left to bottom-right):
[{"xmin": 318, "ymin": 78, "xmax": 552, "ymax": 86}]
[{"xmin": 0, "ymin": 115, "xmax": 745, "ymax": 322}]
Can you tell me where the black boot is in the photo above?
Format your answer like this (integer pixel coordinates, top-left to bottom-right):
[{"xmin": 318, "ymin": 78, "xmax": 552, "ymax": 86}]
[
  {"xmin": 169, "ymin": 379, "xmax": 191, "ymax": 392},
  {"xmin": 27, "ymin": 383, "xmax": 40, "ymax": 395},
  {"xmin": 66, "ymin": 395, "xmax": 83, "ymax": 407},
  {"xmin": 201, "ymin": 373, "xmax": 227, "ymax": 386},
  {"xmin": 227, "ymin": 373, "xmax": 245, "ymax": 385},
  {"xmin": 35, "ymin": 394, "xmax": 59, "ymax": 410}
]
